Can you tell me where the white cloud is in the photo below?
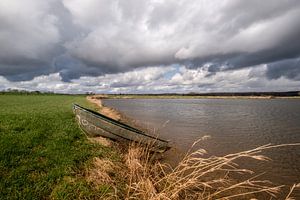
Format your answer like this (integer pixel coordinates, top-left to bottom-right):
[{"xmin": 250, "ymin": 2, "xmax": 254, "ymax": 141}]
[
  {"xmin": 1, "ymin": 65, "xmax": 299, "ymax": 94},
  {"xmin": 0, "ymin": 0, "xmax": 60, "ymax": 61}
]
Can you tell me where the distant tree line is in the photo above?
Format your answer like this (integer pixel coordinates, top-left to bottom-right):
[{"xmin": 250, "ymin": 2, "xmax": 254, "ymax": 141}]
[
  {"xmin": 0, "ymin": 88, "xmax": 84, "ymax": 96},
  {"xmin": 0, "ymin": 89, "xmax": 44, "ymax": 95}
]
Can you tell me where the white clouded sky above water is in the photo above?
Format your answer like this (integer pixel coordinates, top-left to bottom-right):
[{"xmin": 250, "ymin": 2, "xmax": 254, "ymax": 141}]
[{"xmin": 0, "ymin": 0, "xmax": 300, "ymax": 93}]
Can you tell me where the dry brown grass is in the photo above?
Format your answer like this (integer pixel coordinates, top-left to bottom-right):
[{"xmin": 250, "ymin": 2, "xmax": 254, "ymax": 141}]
[
  {"xmin": 88, "ymin": 136, "xmax": 112, "ymax": 147},
  {"xmin": 123, "ymin": 137, "xmax": 300, "ymax": 200},
  {"xmin": 86, "ymin": 157, "xmax": 115, "ymax": 185},
  {"xmin": 285, "ymin": 183, "xmax": 300, "ymax": 200},
  {"xmin": 86, "ymin": 95, "xmax": 121, "ymax": 120}
]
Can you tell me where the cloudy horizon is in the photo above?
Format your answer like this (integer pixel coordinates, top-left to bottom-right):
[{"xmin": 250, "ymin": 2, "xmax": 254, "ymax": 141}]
[{"xmin": 1, "ymin": 0, "xmax": 300, "ymax": 93}]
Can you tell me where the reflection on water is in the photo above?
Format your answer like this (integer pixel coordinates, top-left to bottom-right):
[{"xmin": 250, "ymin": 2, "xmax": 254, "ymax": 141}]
[{"xmin": 104, "ymin": 98, "xmax": 300, "ymax": 194}]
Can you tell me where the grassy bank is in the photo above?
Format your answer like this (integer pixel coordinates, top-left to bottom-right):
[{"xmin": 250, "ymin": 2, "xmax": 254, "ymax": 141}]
[{"xmin": 0, "ymin": 94, "xmax": 122, "ymax": 199}]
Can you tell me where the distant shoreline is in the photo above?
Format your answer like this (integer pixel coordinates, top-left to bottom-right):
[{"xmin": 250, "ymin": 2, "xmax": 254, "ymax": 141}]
[{"xmin": 90, "ymin": 94, "xmax": 300, "ymax": 100}]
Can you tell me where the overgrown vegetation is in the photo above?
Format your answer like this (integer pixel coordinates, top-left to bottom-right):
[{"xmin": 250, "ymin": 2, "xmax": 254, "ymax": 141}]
[
  {"xmin": 124, "ymin": 139, "xmax": 300, "ymax": 199},
  {"xmin": 0, "ymin": 94, "xmax": 121, "ymax": 199}
]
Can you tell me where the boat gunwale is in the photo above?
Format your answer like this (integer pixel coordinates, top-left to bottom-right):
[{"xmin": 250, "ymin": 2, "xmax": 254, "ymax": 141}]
[{"xmin": 73, "ymin": 104, "xmax": 169, "ymax": 143}]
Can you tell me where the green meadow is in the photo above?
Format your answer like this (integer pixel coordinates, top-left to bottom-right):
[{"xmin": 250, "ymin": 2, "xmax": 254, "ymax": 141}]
[{"xmin": 0, "ymin": 94, "xmax": 119, "ymax": 199}]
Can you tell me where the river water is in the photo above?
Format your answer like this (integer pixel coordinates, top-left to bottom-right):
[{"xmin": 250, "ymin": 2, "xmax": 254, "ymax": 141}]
[{"xmin": 104, "ymin": 98, "xmax": 300, "ymax": 193}]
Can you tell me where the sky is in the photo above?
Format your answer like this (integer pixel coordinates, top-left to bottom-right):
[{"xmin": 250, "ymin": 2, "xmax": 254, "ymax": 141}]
[{"xmin": 0, "ymin": 0, "xmax": 300, "ymax": 94}]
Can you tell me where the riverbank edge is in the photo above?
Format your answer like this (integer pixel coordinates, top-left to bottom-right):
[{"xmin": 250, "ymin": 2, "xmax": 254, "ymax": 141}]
[
  {"xmin": 84, "ymin": 95, "xmax": 139, "ymax": 198},
  {"xmin": 86, "ymin": 95, "xmax": 152, "ymax": 131},
  {"xmin": 85, "ymin": 95, "xmax": 170, "ymax": 198}
]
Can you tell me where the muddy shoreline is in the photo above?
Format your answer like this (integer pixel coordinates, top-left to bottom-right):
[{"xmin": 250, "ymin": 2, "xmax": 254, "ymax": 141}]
[
  {"xmin": 86, "ymin": 95, "xmax": 121, "ymax": 121},
  {"xmin": 86, "ymin": 95, "xmax": 158, "ymax": 135}
]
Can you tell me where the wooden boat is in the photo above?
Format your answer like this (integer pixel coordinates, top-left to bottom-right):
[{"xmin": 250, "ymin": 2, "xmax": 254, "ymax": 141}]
[{"xmin": 73, "ymin": 104, "xmax": 170, "ymax": 152}]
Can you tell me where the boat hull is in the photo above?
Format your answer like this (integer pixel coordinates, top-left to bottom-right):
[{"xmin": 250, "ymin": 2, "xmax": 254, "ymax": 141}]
[{"xmin": 73, "ymin": 104, "xmax": 170, "ymax": 151}]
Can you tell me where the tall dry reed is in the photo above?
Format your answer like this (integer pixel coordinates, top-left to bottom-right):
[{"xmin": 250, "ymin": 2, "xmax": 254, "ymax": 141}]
[{"xmin": 123, "ymin": 137, "xmax": 299, "ymax": 200}]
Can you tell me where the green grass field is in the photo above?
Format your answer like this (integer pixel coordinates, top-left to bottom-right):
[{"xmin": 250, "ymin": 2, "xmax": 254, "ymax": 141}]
[{"xmin": 0, "ymin": 94, "xmax": 119, "ymax": 199}]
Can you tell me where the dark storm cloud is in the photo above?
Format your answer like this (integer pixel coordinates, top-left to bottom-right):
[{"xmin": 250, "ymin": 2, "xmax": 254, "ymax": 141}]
[
  {"xmin": 1, "ymin": 0, "xmax": 300, "ymax": 83},
  {"xmin": 266, "ymin": 58, "xmax": 300, "ymax": 80},
  {"xmin": 0, "ymin": 0, "xmax": 61, "ymax": 81}
]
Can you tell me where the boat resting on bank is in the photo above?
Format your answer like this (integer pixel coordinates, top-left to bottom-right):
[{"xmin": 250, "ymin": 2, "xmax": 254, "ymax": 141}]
[{"xmin": 73, "ymin": 104, "xmax": 170, "ymax": 152}]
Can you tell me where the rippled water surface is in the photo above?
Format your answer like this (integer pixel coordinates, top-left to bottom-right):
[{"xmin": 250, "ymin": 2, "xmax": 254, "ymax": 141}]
[{"xmin": 104, "ymin": 98, "xmax": 300, "ymax": 191}]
